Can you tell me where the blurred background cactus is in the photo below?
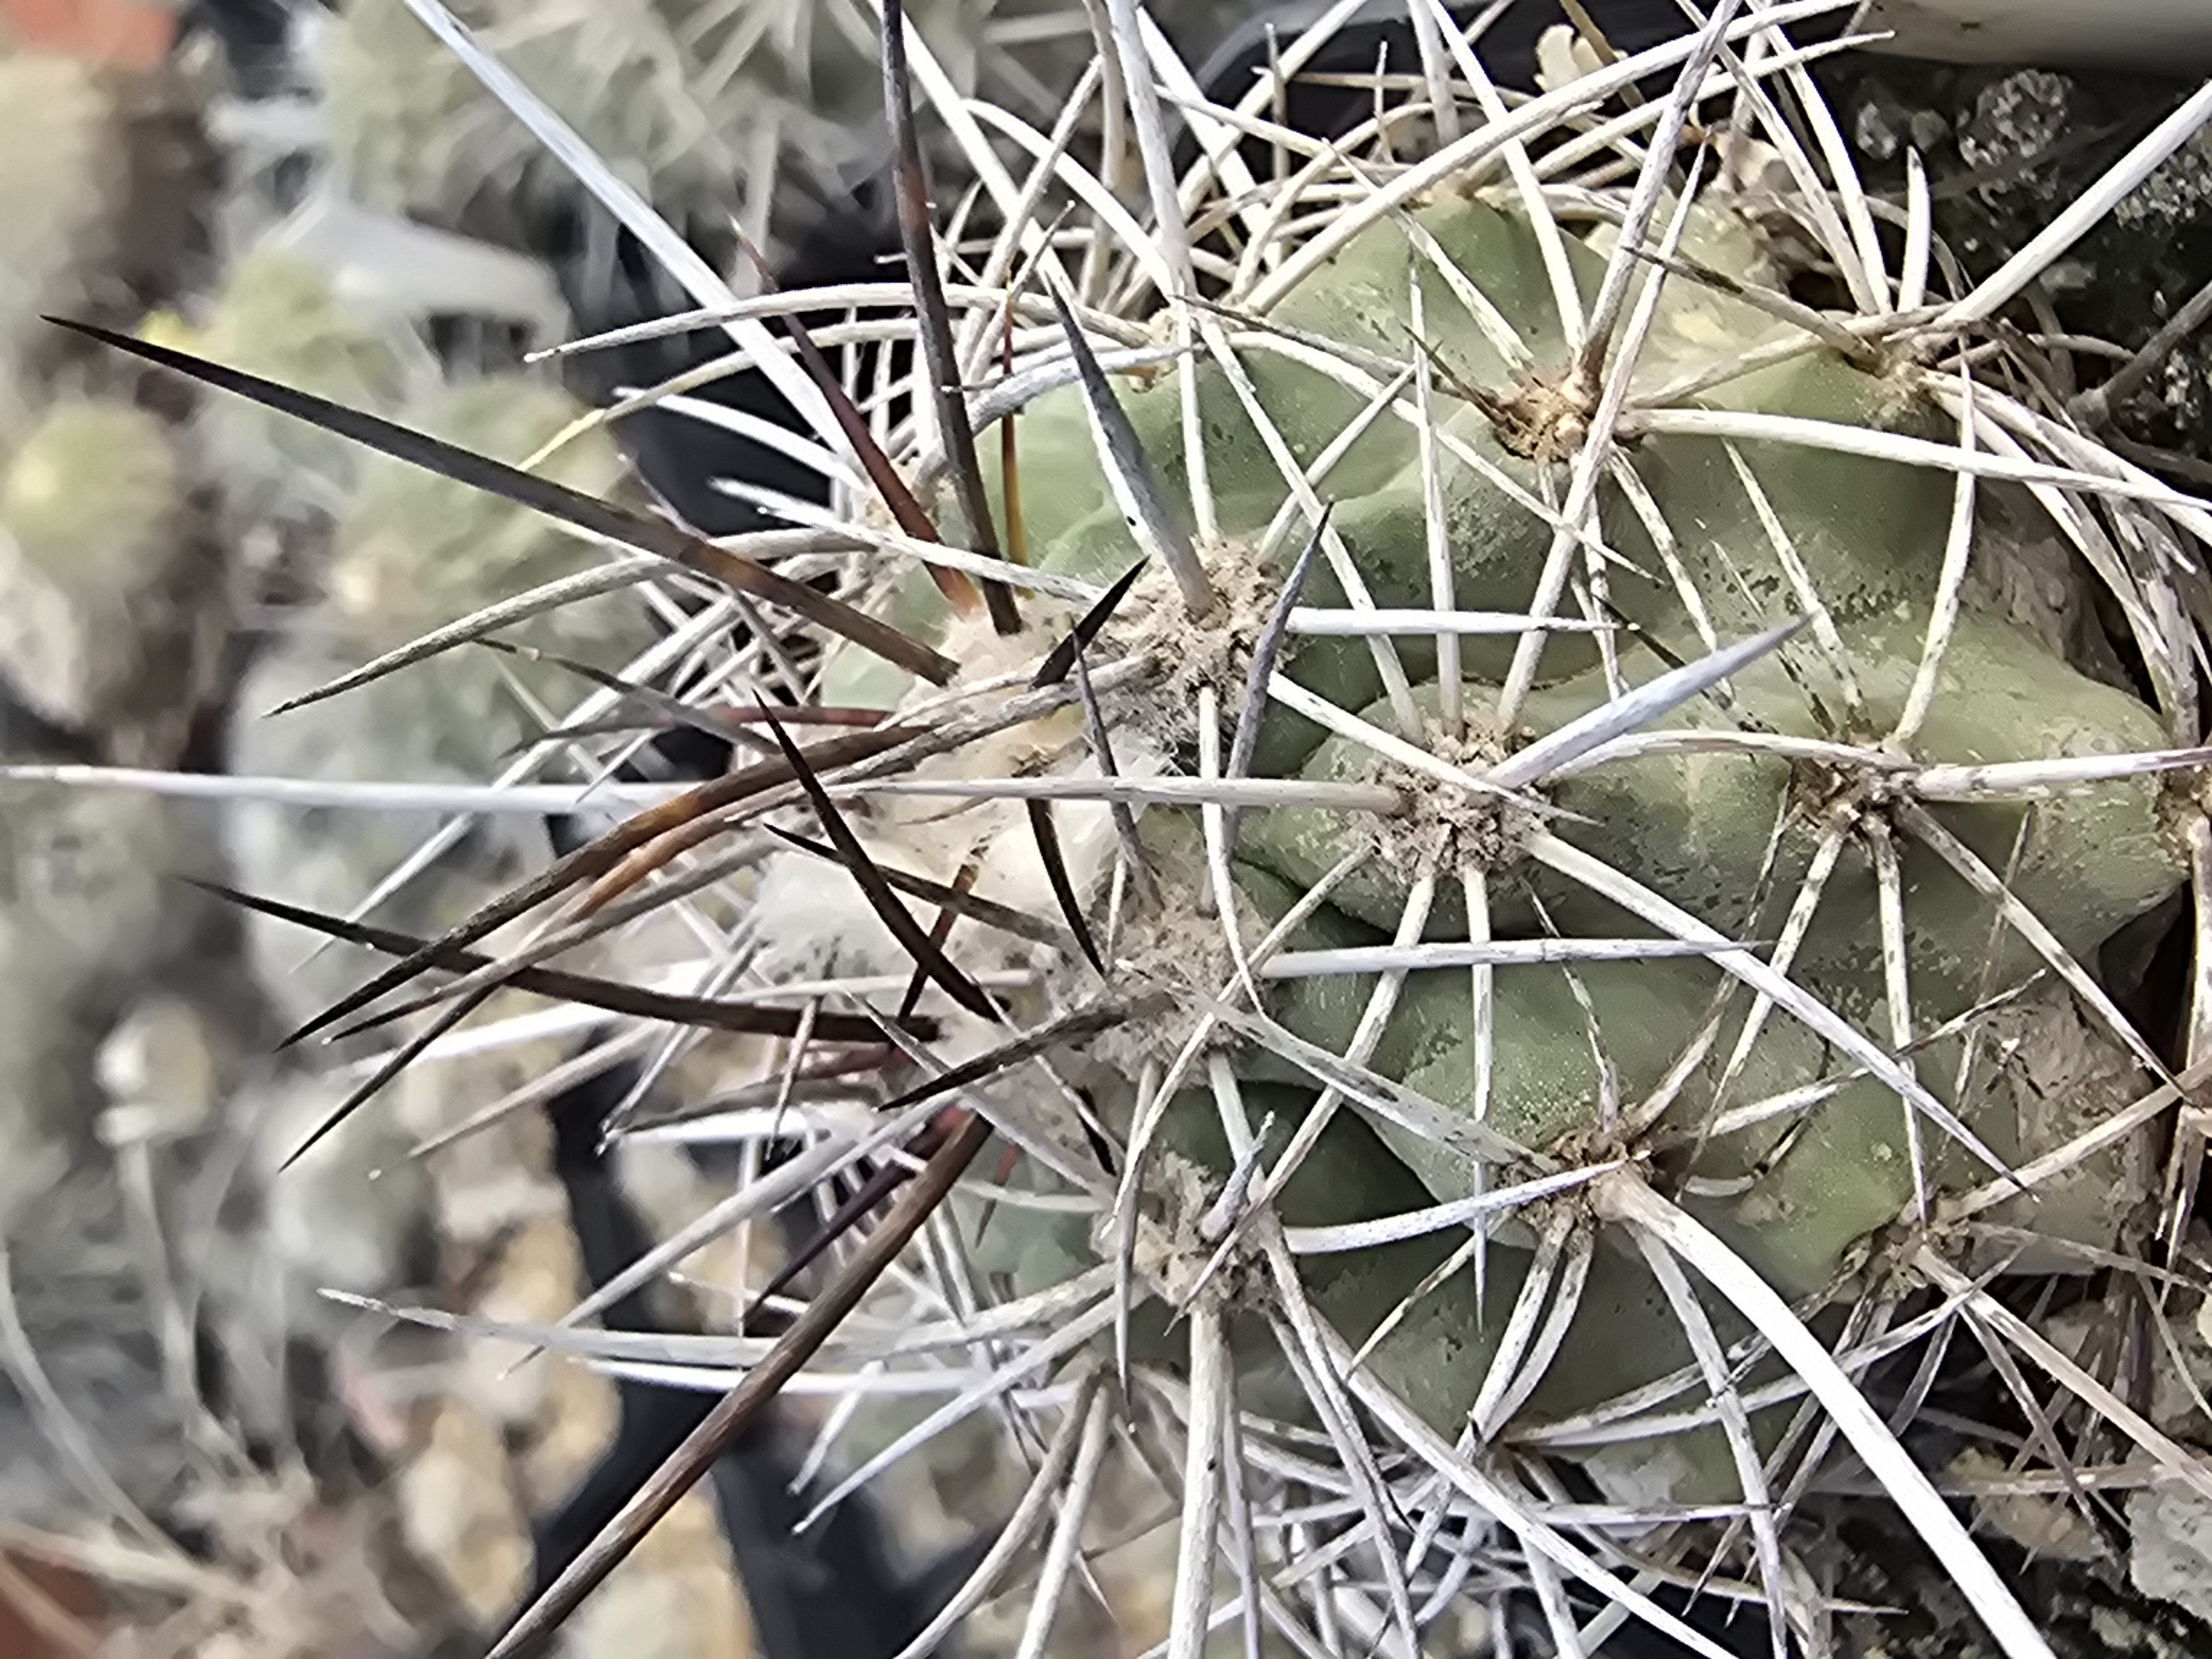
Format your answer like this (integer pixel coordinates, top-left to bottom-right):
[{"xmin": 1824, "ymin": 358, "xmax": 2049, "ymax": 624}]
[
  {"xmin": 223, "ymin": 365, "xmax": 655, "ymax": 1034},
  {"xmin": 312, "ymin": 0, "xmax": 1261, "ymax": 259}
]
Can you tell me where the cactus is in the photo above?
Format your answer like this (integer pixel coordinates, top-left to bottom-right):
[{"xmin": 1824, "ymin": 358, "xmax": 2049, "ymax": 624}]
[
  {"xmin": 790, "ymin": 194, "xmax": 2190, "ymax": 1509},
  {"xmin": 312, "ymin": 0, "xmax": 1258, "ymax": 259},
  {"xmin": 0, "ymin": 45, "xmax": 127, "ymax": 415},
  {"xmin": 0, "ymin": 41, "xmax": 224, "ymax": 764},
  {"xmin": 0, "ymin": 35, "xmax": 212, "ymax": 429},
  {"xmin": 0, "ymin": 395, "xmax": 226, "ymax": 763},
  {"xmin": 152, "ymin": 244, "xmax": 409, "ymax": 509},
  {"xmin": 326, "ymin": 376, "xmax": 650, "ymax": 760},
  {"xmin": 0, "ymin": 775, "xmax": 213, "ymax": 1211},
  {"xmin": 317, "ymin": 0, "xmax": 1012, "ymax": 248},
  {"xmin": 77, "ymin": 5, "xmax": 2212, "ymax": 1657},
  {"xmin": 319, "ymin": 0, "xmax": 820, "ymax": 221}
]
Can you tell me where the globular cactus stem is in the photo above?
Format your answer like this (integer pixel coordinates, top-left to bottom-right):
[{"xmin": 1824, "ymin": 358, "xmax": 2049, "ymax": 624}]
[
  {"xmin": 0, "ymin": 395, "xmax": 225, "ymax": 764},
  {"xmin": 831, "ymin": 184, "xmax": 2184, "ymax": 1397},
  {"xmin": 0, "ymin": 775, "xmax": 217, "ymax": 1229},
  {"xmin": 641, "ymin": 13, "xmax": 2211, "ymax": 1649}
]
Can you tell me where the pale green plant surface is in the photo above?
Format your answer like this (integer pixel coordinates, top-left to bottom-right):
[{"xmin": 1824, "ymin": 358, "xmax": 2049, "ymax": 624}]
[
  {"xmin": 166, "ymin": 244, "xmax": 411, "ymax": 502},
  {"xmin": 218, "ymin": 366, "xmax": 667, "ymax": 1040},
  {"xmin": 0, "ymin": 395, "xmax": 214, "ymax": 758},
  {"xmin": 0, "ymin": 44, "xmax": 125, "ymax": 415}
]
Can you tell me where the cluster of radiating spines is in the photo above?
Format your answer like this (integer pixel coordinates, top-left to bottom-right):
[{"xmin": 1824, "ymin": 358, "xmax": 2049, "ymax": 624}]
[{"xmin": 27, "ymin": 5, "xmax": 2212, "ymax": 1659}]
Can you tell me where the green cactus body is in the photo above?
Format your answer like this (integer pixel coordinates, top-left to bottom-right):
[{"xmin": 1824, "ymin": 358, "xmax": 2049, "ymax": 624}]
[
  {"xmin": 0, "ymin": 776, "xmax": 207, "ymax": 1173},
  {"xmin": 0, "ymin": 396, "xmax": 196, "ymax": 743},
  {"xmin": 228, "ymin": 374, "xmax": 661, "ymax": 1036},
  {"xmin": 0, "ymin": 46, "xmax": 123, "ymax": 416},
  {"xmin": 182, "ymin": 246, "xmax": 408, "ymax": 489},
  {"xmin": 319, "ymin": 0, "xmax": 1049, "ymax": 243},
  {"xmin": 2, "ymin": 398, "xmax": 183, "ymax": 596},
  {"xmin": 196, "ymin": 247, "xmax": 405, "ymax": 402},
  {"xmin": 814, "ymin": 194, "xmax": 2187, "ymax": 1500},
  {"xmin": 321, "ymin": 0, "xmax": 814, "ymax": 225},
  {"xmin": 96, "ymin": 7, "xmax": 2206, "ymax": 1644}
]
